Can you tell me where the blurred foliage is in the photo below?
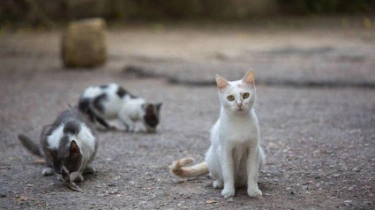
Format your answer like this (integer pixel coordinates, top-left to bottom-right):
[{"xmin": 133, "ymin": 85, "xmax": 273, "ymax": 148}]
[
  {"xmin": 0, "ymin": 0, "xmax": 374, "ymax": 28},
  {"xmin": 279, "ymin": 0, "xmax": 375, "ymax": 14}
]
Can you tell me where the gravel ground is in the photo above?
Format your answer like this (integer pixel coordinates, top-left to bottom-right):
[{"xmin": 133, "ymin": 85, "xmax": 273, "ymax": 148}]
[{"xmin": 0, "ymin": 17, "xmax": 374, "ymax": 209}]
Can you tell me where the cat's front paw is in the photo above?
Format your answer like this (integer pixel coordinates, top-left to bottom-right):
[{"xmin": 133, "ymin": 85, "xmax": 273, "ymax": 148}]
[
  {"xmin": 42, "ymin": 167, "xmax": 54, "ymax": 176},
  {"xmin": 247, "ymin": 187, "xmax": 262, "ymax": 197},
  {"xmin": 221, "ymin": 187, "xmax": 235, "ymax": 198},
  {"xmin": 75, "ymin": 175, "xmax": 84, "ymax": 182},
  {"xmin": 70, "ymin": 172, "xmax": 84, "ymax": 182},
  {"xmin": 213, "ymin": 180, "xmax": 223, "ymax": 189},
  {"xmin": 83, "ymin": 165, "xmax": 96, "ymax": 174},
  {"xmin": 125, "ymin": 125, "xmax": 135, "ymax": 132}
]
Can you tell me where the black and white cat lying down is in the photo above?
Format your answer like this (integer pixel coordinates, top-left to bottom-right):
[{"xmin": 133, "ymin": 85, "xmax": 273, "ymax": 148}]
[
  {"xmin": 18, "ymin": 107, "xmax": 98, "ymax": 192},
  {"xmin": 78, "ymin": 83, "xmax": 162, "ymax": 133}
]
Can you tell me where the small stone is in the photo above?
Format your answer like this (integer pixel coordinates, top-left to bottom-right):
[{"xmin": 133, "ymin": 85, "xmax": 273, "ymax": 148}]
[
  {"xmin": 227, "ymin": 198, "xmax": 234, "ymax": 202},
  {"xmin": 0, "ymin": 191, "xmax": 6, "ymax": 198},
  {"xmin": 352, "ymin": 168, "xmax": 360, "ymax": 172},
  {"xmin": 333, "ymin": 174, "xmax": 339, "ymax": 177},
  {"xmin": 26, "ymin": 184, "xmax": 33, "ymax": 187},
  {"xmin": 17, "ymin": 196, "xmax": 28, "ymax": 202},
  {"xmin": 344, "ymin": 200, "xmax": 352, "ymax": 204},
  {"xmin": 206, "ymin": 200, "xmax": 218, "ymax": 204},
  {"xmin": 268, "ymin": 142, "xmax": 278, "ymax": 149}
]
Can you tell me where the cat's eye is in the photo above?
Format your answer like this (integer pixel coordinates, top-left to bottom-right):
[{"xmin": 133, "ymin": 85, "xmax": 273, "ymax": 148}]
[
  {"xmin": 227, "ymin": 95, "xmax": 235, "ymax": 101},
  {"xmin": 243, "ymin": 93, "xmax": 250, "ymax": 99}
]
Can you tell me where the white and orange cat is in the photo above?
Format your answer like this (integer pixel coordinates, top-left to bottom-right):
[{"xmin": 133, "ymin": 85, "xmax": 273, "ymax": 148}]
[{"xmin": 170, "ymin": 70, "xmax": 265, "ymax": 198}]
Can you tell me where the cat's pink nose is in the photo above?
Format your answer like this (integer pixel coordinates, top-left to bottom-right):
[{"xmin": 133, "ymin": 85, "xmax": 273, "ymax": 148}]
[{"xmin": 237, "ymin": 103, "xmax": 242, "ymax": 108}]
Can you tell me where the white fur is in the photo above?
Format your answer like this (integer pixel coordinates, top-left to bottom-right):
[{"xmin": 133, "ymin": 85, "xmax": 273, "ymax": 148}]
[
  {"xmin": 118, "ymin": 98, "xmax": 146, "ymax": 131},
  {"xmin": 46, "ymin": 124, "xmax": 64, "ymax": 149},
  {"xmin": 75, "ymin": 123, "xmax": 96, "ymax": 161},
  {"xmin": 205, "ymin": 74, "xmax": 265, "ymax": 198}
]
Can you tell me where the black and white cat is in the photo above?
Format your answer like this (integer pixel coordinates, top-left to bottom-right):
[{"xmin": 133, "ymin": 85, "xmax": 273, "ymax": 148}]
[
  {"xmin": 18, "ymin": 107, "xmax": 98, "ymax": 191},
  {"xmin": 78, "ymin": 83, "xmax": 162, "ymax": 133}
]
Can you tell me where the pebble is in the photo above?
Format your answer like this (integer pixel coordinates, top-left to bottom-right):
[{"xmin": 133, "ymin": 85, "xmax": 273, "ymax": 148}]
[
  {"xmin": 0, "ymin": 191, "xmax": 6, "ymax": 198},
  {"xmin": 352, "ymin": 168, "xmax": 360, "ymax": 172},
  {"xmin": 206, "ymin": 200, "xmax": 218, "ymax": 204}
]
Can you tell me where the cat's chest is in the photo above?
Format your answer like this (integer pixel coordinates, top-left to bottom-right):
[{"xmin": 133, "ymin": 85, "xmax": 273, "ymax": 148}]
[{"xmin": 223, "ymin": 118, "xmax": 258, "ymax": 143}]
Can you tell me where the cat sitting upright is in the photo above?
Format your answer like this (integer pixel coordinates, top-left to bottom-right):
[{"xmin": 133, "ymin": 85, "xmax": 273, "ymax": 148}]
[
  {"xmin": 18, "ymin": 107, "xmax": 98, "ymax": 191},
  {"xmin": 170, "ymin": 71, "xmax": 265, "ymax": 198},
  {"xmin": 78, "ymin": 83, "xmax": 162, "ymax": 133}
]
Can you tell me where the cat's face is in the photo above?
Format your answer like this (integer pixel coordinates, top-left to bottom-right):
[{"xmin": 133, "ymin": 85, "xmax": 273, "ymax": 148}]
[
  {"xmin": 46, "ymin": 139, "xmax": 82, "ymax": 182},
  {"xmin": 216, "ymin": 71, "xmax": 256, "ymax": 113},
  {"xmin": 142, "ymin": 102, "xmax": 162, "ymax": 132}
]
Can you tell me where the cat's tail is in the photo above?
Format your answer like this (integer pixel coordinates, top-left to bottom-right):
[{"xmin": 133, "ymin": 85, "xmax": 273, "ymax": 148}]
[
  {"xmin": 17, "ymin": 134, "xmax": 42, "ymax": 157},
  {"xmin": 170, "ymin": 157, "xmax": 209, "ymax": 178}
]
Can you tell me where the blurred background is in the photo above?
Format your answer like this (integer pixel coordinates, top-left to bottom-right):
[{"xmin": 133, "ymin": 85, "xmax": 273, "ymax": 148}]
[
  {"xmin": 1, "ymin": 0, "xmax": 374, "ymax": 27},
  {"xmin": 1, "ymin": 1, "xmax": 375, "ymax": 209}
]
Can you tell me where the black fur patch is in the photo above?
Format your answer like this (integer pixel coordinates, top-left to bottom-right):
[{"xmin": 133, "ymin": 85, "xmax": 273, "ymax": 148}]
[
  {"xmin": 144, "ymin": 104, "xmax": 159, "ymax": 128},
  {"xmin": 129, "ymin": 94, "xmax": 137, "ymax": 99},
  {"xmin": 99, "ymin": 84, "xmax": 108, "ymax": 89},
  {"xmin": 65, "ymin": 141, "xmax": 82, "ymax": 173},
  {"xmin": 117, "ymin": 86, "xmax": 137, "ymax": 99},
  {"xmin": 63, "ymin": 121, "xmax": 81, "ymax": 135},
  {"xmin": 93, "ymin": 93, "xmax": 106, "ymax": 113},
  {"xmin": 78, "ymin": 99, "xmax": 90, "ymax": 114},
  {"xmin": 116, "ymin": 86, "xmax": 127, "ymax": 98},
  {"xmin": 58, "ymin": 135, "xmax": 71, "ymax": 156}
]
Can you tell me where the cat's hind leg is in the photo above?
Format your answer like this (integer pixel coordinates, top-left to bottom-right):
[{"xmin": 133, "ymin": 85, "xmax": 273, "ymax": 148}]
[
  {"xmin": 213, "ymin": 180, "xmax": 223, "ymax": 189},
  {"xmin": 206, "ymin": 147, "xmax": 224, "ymax": 189},
  {"xmin": 42, "ymin": 167, "xmax": 54, "ymax": 176},
  {"xmin": 95, "ymin": 116, "xmax": 116, "ymax": 130},
  {"xmin": 83, "ymin": 165, "xmax": 96, "ymax": 174},
  {"xmin": 70, "ymin": 172, "xmax": 84, "ymax": 182}
]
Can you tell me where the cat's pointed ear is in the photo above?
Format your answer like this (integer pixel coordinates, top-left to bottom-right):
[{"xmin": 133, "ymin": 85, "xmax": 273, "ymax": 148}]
[
  {"xmin": 242, "ymin": 70, "xmax": 255, "ymax": 87},
  {"xmin": 155, "ymin": 102, "xmax": 162, "ymax": 110},
  {"xmin": 69, "ymin": 140, "xmax": 80, "ymax": 155},
  {"xmin": 216, "ymin": 74, "xmax": 229, "ymax": 90}
]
